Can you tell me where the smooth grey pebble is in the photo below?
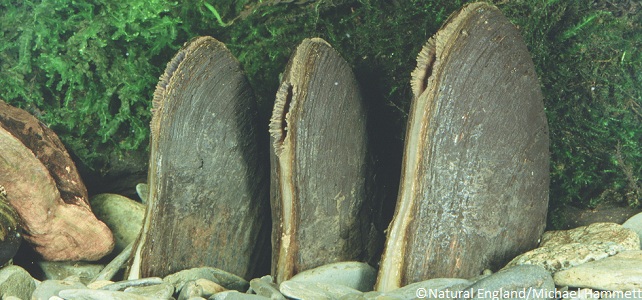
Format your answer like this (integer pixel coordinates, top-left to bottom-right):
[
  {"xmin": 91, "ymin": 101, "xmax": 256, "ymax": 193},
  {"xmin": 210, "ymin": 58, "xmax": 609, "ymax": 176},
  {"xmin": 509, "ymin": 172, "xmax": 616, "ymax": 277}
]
[
  {"xmin": 58, "ymin": 288, "xmax": 155, "ymax": 299},
  {"xmin": 462, "ymin": 264, "xmax": 554, "ymax": 300},
  {"xmin": 38, "ymin": 260, "xmax": 104, "ymax": 284},
  {"xmin": 90, "ymin": 193, "xmax": 145, "ymax": 253},
  {"xmin": 0, "ymin": 265, "xmax": 37, "ymax": 300},
  {"xmin": 279, "ymin": 280, "xmax": 362, "ymax": 300},
  {"xmin": 195, "ymin": 278, "xmax": 227, "ymax": 298},
  {"xmin": 384, "ymin": 278, "xmax": 472, "ymax": 300},
  {"xmin": 124, "ymin": 282, "xmax": 175, "ymax": 299},
  {"xmin": 136, "ymin": 183, "xmax": 149, "ymax": 204},
  {"xmin": 179, "ymin": 280, "xmax": 205, "ymax": 300},
  {"xmin": 32, "ymin": 279, "xmax": 86, "ymax": 300},
  {"xmin": 164, "ymin": 267, "xmax": 249, "ymax": 292},
  {"xmin": 249, "ymin": 275, "xmax": 285, "ymax": 300},
  {"xmin": 347, "ymin": 290, "xmax": 404, "ymax": 300},
  {"xmin": 209, "ymin": 290, "xmax": 271, "ymax": 300},
  {"xmin": 288, "ymin": 261, "xmax": 377, "ymax": 292},
  {"xmin": 100, "ymin": 277, "xmax": 163, "ymax": 291}
]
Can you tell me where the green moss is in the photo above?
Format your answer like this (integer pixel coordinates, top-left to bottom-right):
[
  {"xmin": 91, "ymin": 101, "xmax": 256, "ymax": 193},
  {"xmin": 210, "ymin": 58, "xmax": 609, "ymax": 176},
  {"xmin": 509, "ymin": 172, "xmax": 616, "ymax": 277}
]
[
  {"xmin": 499, "ymin": 0, "xmax": 641, "ymax": 211},
  {"xmin": 1, "ymin": 0, "xmax": 640, "ymax": 224},
  {"xmin": 1, "ymin": 0, "xmax": 181, "ymax": 170}
]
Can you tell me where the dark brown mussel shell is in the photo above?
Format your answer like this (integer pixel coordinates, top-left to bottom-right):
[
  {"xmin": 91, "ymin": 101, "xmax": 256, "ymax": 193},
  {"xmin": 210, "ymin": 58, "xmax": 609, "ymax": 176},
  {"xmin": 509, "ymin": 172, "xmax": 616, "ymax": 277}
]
[
  {"xmin": 129, "ymin": 36, "xmax": 270, "ymax": 280},
  {"xmin": 377, "ymin": 2, "xmax": 550, "ymax": 291},
  {"xmin": 269, "ymin": 38, "xmax": 376, "ymax": 284},
  {"xmin": 0, "ymin": 186, "xmax": 21, "ymax": 266}
]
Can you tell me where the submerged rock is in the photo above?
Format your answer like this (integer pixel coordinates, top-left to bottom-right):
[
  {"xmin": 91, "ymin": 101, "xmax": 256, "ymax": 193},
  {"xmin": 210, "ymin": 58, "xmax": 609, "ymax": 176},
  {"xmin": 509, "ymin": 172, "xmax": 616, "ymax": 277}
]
[
  {"xmin": 554, "ymin": 250, "xmax": 642, "ymax": 291},
  {"xmin": 540, "ymin": 222, "xmax": 639, "ymax": 248},
  {"xmin": 384, "ymin": 278, "xmax": 473, "ymax": 300},
  {"xmin": 163, "ymin": 267, "xmax": 249, "ymax": 292},
  {"xmin": 90, "ymin": 193, "xmax": 145, "ymax": 253},
  {"xmin": 279, "ymin": 280, "xmax": 363, "ymax": 299},
  {"xmin": 249, "ymin": 275, "xmax": 285, "ymax": 300},
  {"xmin": 505, "ymin": 222, "xmax": 639, "ymax": 272},
  {"xmin": 621, "ymin": 213, "xmax": 642, "ymax": 248},
  {"xmin": 0, "ymin": 100, "xmax": 114, "ymax": 261},
  {"xmin": 462, "ymin": 265, "xmax": 554, "ymax": 300},
  {"xmin": 288, "ymin": 261, "xmax": 376, "ymax": 292},
  {"xmin": 0, "ymin": 265, "xmax": 36, "ymax": 300},
  {"xmin": 38, "ymin": 261, "xmax": 104, "ymax": 284}
]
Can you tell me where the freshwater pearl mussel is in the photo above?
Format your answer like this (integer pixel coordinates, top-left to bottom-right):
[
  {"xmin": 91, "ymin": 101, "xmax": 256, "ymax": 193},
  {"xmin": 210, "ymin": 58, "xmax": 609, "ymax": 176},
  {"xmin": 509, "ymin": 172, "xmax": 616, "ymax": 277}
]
[{"xmin": 127, "ymin": 2, "xmax": 549, "ymax": 291}]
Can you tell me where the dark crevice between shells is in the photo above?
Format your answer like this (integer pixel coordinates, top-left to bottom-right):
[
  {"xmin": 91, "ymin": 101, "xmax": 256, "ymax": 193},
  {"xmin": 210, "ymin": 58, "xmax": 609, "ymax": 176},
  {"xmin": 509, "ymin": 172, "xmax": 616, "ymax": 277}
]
[{"xmin": 270, "ymin": 82, "xmax": 294, "ymax": 156}]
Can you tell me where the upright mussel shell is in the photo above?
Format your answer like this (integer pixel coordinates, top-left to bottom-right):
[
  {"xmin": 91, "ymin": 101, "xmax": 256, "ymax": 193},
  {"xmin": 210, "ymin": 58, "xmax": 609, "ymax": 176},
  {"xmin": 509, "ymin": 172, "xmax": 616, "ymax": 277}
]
[
  {"xmin": 377, "ymin": 2, "xmax": 550, "ymax": 291},
  {"xmin": 129, "ymin": 36, "xmax": 270, "ymax": 280},
  {"xmin": 269, "ymin": 38, "xmax": 376, "ymax": 284}
]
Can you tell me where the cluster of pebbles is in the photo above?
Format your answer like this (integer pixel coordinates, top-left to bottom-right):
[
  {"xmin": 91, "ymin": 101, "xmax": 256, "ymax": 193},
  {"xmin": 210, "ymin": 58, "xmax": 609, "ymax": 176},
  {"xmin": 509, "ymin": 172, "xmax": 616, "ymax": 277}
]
[{"xmin": 2, "ymin": 192, "xmax": 642, "ymax": 299}]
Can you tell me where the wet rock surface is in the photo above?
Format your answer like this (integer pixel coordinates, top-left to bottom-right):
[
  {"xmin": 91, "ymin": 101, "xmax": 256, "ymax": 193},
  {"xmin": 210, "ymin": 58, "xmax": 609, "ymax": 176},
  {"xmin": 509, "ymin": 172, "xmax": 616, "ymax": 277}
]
[
  {"xmin": 0, "ymin": 100, "xmax": 114, "ymax": 261},
  {"xmin": 38, "ymin": 261, "xmax": 104, "ymax": 284},
  {"xmin": 622, "ymin": 212, "xmax": 642, "ymax": 248},
  {"xmin": 287, "ymin": 261, "xmax": 376, "ymax": 292},
  {"xmin": 0, "ymin": 265, "xmax": 36, "ymax": 300},
  {"xmin": 554, "ymin": 250, "xmax": 642, "ymax": 291},
  {"xmin": 462, "ymin": 265, "xmax": 555, "ymax": 300},
  {"xmin": 90, "ymin": 193, "xmax": 145, "ymax": 253},
  {"xmin": 504, "ymin": 222, "xmax": 639, "ymax": 272}
]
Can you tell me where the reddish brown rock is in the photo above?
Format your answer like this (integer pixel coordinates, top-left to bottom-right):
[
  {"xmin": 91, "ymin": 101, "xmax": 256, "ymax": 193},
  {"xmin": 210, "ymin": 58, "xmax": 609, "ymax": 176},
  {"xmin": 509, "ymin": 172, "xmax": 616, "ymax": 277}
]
[
  {"xmin": 0, "ymin": 100, "xmax": 88, "ymax": 207},
  {"xmin": 0, "ymin": 100, "xmax": 114, "ymax": 261}
]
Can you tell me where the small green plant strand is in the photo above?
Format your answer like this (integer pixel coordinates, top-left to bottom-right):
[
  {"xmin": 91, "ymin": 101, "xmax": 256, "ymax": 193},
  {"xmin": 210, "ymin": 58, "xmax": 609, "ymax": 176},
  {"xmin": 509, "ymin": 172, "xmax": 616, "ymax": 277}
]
[
  {"xmin": 560, "ymin": 11, "xmax": 611, "ymax": 42},
  {"xmin": 203, "ymin": 2, "xmax": 232, "ymax": 27}
]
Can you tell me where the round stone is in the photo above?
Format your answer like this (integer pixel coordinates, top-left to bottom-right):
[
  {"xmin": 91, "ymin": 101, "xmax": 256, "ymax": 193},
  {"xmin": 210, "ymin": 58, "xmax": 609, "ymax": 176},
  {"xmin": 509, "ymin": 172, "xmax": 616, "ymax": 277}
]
[
  {"xmin": 0, "ymin": 265, "xmax": 37, "ymax": 300},
  {"xmin": 463, "ymin": 265, "xmax": 554, "ymax": 300},
  {"xmin": 279, "ymin": 280, "xmax": 362, "ymax": 299},
  {"xmin": 554, "ymin": 250, "xmax": 642, "ymax": 291},
  {"xmin": 90, "ymin": 193, "xmax": 145, "ymax": 253},
  {"xmin": 288, "ymin": 261, "xmax": 377, "ymax": 292}
]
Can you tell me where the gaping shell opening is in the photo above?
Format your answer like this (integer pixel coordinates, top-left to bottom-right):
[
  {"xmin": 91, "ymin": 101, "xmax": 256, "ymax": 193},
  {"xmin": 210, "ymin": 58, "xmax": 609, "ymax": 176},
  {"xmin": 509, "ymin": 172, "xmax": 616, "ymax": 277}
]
[
  {"xmin": 152, "ymin": 45, "xmax": 188, "ymax": 115},
  {"xmin": 410, "ymin": 39, "xmax": 437, "ymax": 99},
  {"xmin": 270, "ymin": 82, "xmax": 294, "ymax": 156}
]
